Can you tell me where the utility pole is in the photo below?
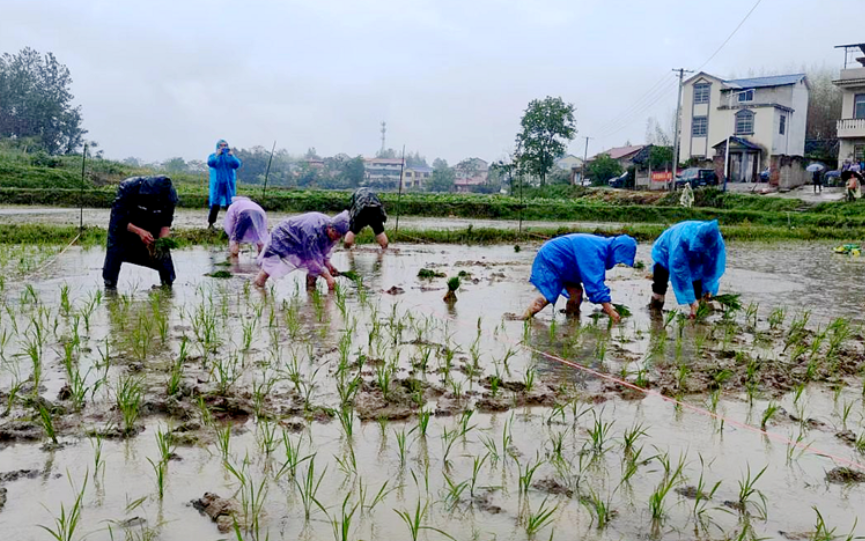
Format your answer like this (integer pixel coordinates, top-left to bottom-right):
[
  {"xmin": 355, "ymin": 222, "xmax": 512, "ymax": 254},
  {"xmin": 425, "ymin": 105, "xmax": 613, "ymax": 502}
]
[
  {"xmin": 581, "ymin": 136, "xmax": 592, "ymax": 185},
  {"xmin": 670, "ymin": 68, "xmax": 692, "ymax": 192}
]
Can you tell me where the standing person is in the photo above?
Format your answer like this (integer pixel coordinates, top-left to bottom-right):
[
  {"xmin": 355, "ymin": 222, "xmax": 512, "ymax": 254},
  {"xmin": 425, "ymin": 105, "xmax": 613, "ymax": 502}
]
[
  {"xmin": 253, "ymin": 211, "xmax": 350, "ymax": 290},
  {"xmin": 224, "ymin": 196, "xmax": 269, "ymax": 257},
  {"xmin": 843, "ymin": 170, "xmax": 862, "ymax": 202},
  {"xmin": 649, "ymin": 220, "xmax": 726, "ymax": 318},
  {"xmin": 519, "ymin": 233, "xmax": 638, "ymax": 323},
  {"xmin": 812, "ymin": 169, "xmax": 823, "ymax": 194},
  {"xmin": 207, "ymin": 139, "xmax": 242, "ymax": 228},
  {"xmin": 343, "ymin": 187, "xmax": 388, "ymax": 250},
  {"xmin": 103, "ymin": 176, "xmax": 178, "ymax": 290}
]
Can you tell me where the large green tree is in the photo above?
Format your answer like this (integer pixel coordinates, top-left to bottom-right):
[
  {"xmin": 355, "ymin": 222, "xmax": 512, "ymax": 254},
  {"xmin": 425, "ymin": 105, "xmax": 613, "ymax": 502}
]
[
  {"xmin": 586, "ymin": 154, "xmax": 623, "ymax": 185},
  {"xmin": 0, "ymin": 48, "xmax": 86, "ymax": 154},
  {"xmin": 515, "ymin": 96, "xmax": 577, "ymax": 187},
  {"xmin": 427, "ymin": 158, "xmax": 455, "ymax": 192}
]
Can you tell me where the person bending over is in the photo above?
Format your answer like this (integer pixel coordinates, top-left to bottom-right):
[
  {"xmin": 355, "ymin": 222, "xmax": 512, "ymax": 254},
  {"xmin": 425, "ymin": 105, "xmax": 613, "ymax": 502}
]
[
  {"xmin": 343, "ymin": 187, "xmax": 388, "ymax": 250},
  {"xmin": 521, "ymin": 233, "xmax": 638, "ymax": 323},
  {"xmin": 224, "ymin": 196, "xmax": 268, "ymax": 257},
  {"xmin": 253, "ymin": 211, "xmax": 350, "ymax": 290},
  {"xmin": 207, "ymin": 139, "xmax": 242, "ymax": 227},
  {"xmin": 649, "ymin": 220, "xmax": 726, "ymax": 318},
  {"xmin": 103, "ymin": 176, "xmax": 178, "ymax": 290}
]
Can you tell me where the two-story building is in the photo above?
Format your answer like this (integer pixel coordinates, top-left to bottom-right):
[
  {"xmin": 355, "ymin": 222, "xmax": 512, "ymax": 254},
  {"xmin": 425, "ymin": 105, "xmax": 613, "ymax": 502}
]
[
  {"xmin": 402, "ymin": 165, "xmax": 433, "ymax": 190},
  {"xmin": 680, "ymin": 72, "xmax": 809, "ymax": 183},
  {"xmin": 363, "ymin": 158, "xmax": 404, "ymax": 189},
  {"xmin": 454, "ymin": 158, "xmax": 489, "ymax": 193},
  {"xmin": 834, "ymin": 43, "xmax": 865, "ymax": 167}
]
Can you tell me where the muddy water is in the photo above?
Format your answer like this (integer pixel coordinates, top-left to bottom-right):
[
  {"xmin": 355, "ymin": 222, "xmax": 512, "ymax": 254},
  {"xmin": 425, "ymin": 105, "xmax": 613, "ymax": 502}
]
[
  {"xmin": 0, "ymin": 205, "xmax": 629, "ymax": 232},
  {"xmin": 0, "ymin": 241, "xmax": 863, "ymax": 540}
]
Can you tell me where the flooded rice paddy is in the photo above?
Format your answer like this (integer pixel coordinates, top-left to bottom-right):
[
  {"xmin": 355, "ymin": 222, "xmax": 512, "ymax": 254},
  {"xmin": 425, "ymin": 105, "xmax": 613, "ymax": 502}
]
[{"xmin": 0, "ymin": 240, "xmax": 864, "ymax": 540}]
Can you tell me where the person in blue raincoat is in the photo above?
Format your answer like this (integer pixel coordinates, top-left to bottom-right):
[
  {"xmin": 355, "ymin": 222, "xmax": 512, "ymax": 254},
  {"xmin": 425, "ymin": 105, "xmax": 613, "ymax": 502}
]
[
  {"xmin": 650, "ymin": 220, "xmax": 726, "ymax": 317},
  {"xmin": 207, "ymin": 139, "xmax": 242, "ymax": 227},
  {"xmin": 520, "ymin": 233, "xmax": 638, "ymax": 322}
]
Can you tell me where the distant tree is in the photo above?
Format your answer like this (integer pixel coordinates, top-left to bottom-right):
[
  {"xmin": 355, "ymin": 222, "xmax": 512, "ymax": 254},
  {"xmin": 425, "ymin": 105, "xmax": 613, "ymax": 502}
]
[
  {"xmin": 490, "ymin": 160, "xmax": 517, "ymax": 195},
  {"xmin": 340, "ymin": 156, "xmax": 365, "ymax": 188},
  {"xmin": 586, "ymin": 154, "xmax": 623, "ymax": 184},
  {"xmin": 648, "ymin": 146, "xmax": 673, "ymax": 170},
  {"xmin": 0, "ymin": 48, "xmax": 87, "ymax": 154},
  {"xmin": 427, "ymin": 159, "xmax": 455, "ymax": 192},
  {"xmin": 187, "ymin": 159, "xmax": 207, "ymax": 173},
  {"xmin": 376, "ymin": 147, "xmax": 398, "ymax": 159},
  {"xmin": 305, "ymin": 147, "xmax": 320, "ymax": 160},
  {"xmin": 162, "ymin": 157, "xmax": 188, "ymax": 174},
  {"xmin": 515, "ymin": 96, "xmax": 577, "ymax": 187},
  {"xmin": 122, "ymin": 157, "xmax": 141, "ymax": 167},
  {"xmin": 645, "ymin": 115, "xmax": 674, "ymax": 146},
  {"xmin": 405, "ymin": 151, "xmax": 428, "ymax": 168},
  {"xmin": 806, "ymin": 67, "xmax": 842, "ymax": 158}
]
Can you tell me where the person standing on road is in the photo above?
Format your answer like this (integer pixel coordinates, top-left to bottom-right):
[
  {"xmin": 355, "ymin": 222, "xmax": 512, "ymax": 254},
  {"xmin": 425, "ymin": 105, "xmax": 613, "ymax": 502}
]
[
  {"xmin": 207, "ymin": 139, "xmax": 242, "ymax": 228},
  {"xmin": 343, "ymin": 187, "xmax": 389, "ymax": 250},
  {"xmin": 812, "ymin": 169, "xmax": 823, "ymax": 194},
  {"xmin": 518, "ymin": 233, "xmax": 638, "ymax": 322},
  {"xmin": 253, "ymin": 211, "xmax": 350, "ymax": 290},
  {"xmin": 224, "ymin": 196, "xmax": 268, "ymax": 257},
  {"xmin": 649, "ymin": 220, "xmax": 726, "ymax": 318},
  {"xmin": 103, "ymin": 176, "xmax": 178, "ymax": 290}
]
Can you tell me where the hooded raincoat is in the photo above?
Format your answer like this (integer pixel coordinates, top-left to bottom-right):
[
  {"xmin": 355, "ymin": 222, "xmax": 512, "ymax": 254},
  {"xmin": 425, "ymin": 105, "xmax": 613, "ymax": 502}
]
[
  {"xmin": 257, "ymin": 211, "xmax": 350, "ymax": 280},
  {"xmin": 207, "ymin": 140, "xmax": 242, "ymax": 208},
  {"xmin": 224, "ymin": 196, "xmax": 269, "ymax": 245},
  {"xmin": 529, "ymin": 234, "xmax": 638, "ymax": 305},
  {"xmin": 102, "ymin": 176, "xmax": 178, "ymax": 287},
  {"xmin": 651, "ymin": 220, "xmax": 726, "ymax": 305}
]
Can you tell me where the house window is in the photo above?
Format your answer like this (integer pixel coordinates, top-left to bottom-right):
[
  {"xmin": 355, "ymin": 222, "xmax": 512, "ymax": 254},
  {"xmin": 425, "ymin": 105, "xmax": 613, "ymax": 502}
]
[
  {"xmin": 855, "ymin": 144, "xmax": 865, "ymax": 162},
  {"xmin": 779, "ymin": 114, "xmax": 786, "ymax": 135},
  {"xmin": 738, "ymin": 89, "xmax": 754, "ymax": 102},
  {"xmin": 855, "ymin": 94, "xmax": 865, "ymax": 119},
  {"xmin": 693, "ymin": 83, "xmax": 710, "ymax": 105},
  {"xmin": 692, "ymin": 116, "xmax": 708, "ymax": 137},
  {"xmin": 735, "ymin": 110, "xmax": 754, "ymax": 135}
]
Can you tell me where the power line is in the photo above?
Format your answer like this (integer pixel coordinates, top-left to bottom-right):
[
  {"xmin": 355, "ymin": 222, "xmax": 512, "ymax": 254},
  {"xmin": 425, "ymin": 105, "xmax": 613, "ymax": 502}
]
[
  {"xmin": 696, "ymin": 0, "xmax": 764, "ymax": 71},
  {"xmin": 594, "ymin": 78, "xmax": 679, "ymax": 140},
  {"xmin": 592, "ymin": 73, "xmax": 677, "ymax": 137}
]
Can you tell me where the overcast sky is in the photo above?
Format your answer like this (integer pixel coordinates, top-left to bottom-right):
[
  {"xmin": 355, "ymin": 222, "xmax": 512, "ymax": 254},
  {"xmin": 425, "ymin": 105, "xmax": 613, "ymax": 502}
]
[{"xmin": 2, "ymin": 0, "xmax": 861, "ymax": 164}]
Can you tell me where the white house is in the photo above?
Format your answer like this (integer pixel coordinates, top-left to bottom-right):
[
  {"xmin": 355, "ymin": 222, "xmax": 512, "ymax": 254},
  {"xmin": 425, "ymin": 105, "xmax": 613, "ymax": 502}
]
[
  {"xmin": 363, "ymin": 158, "xmax": 403, "ymax": 189},
  {"xmin": 454, "ymin": 158, "xmax": 489, "ymax": 193},
  {"xmin": 680, "ymin": 72, "xmax": 809, "ymax": 182},
  {"xmin": 554, "ymin": 154, "xmax": 583, "ymax": 171},
  {"xmin": 833, "ymin": 43, "xmax": 865, "ymax": 166}
]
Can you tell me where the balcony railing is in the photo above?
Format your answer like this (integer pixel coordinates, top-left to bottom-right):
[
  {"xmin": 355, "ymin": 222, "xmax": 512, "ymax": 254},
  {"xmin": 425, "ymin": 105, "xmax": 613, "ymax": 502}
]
[{"xmin": 837, "ymin": 118, "xmax": 865, "ymax": 138}]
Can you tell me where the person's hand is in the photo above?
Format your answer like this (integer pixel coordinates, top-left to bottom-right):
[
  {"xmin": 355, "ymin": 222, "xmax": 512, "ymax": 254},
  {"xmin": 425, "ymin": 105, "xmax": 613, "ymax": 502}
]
[
  {"xmin": 689, "ymin": 301, "xmax": 700, "ymax": 319},
  {"xmin": 608, "ymin": 309, "xmax": 621, "ymax": 324},
  {"xmin": 227, "ymin": 148, "xmax": 233, "ymax": 156},
  {"xmin": 325, "ymin": 275, "xmax": 336, "ymax": 290},
  {"xmin": 139, "ymin": 230, "xmax": 155, "ymax": 246}
]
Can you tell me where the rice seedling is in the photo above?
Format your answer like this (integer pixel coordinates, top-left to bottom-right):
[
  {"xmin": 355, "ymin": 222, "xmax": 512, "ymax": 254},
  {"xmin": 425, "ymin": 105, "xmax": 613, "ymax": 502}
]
[
  {"xmin": 417, "ymin": 410, "xmax": 431, "ymax": 438},
  {"xmin": 517, "ymin": 453, "xmax": 544, "ymax": 496},
  {"xmin": 395, "ymin": 426, "xmax": 412, "ymax": 466},
  {"xmin": 115, "ymin": 375, "xmax": 143, "ymax": 435},
  {"xmin": 524, "ymin": 498, "xmax": 558, "ymax": 538},
  {"xmin": 760, "ymin": 401, "xmax": 781, "ymax": 430},
  {"xmin": 587, "ymin": 415, "xmax": 614, "ymax": 456},
  {"xmin": 89, "ymin": 431, "xmax": 105, "ymax": 480},
  {"xmin": 621, "ymin": 445, "xmax": 647, "ymax": 485},
  {"xmin": 278, "ymin": 432, "xmax": 311, "ymax": 480},
  {"xmin": 442, "ymin": 474, "xmax": 469, "ymax": 510},
  {"xmin": 736, "ymin": 464, "xmax": 768, "ymax": 519},
  {"xmin": 329, "ymin": 493, "xmax": 359, "ymax": 541},
  {"xmin": 648, "ymin": 452, "xmax": 686, "ymax": 521},
  {"xmin": 37, "ymin": 473, "xmax": 87, "ymax": 541},
  {"xmin": 581, "ymin": 486, "xmax": 615, "ymax": 529},
  {"xmin": 37, "ymin": 402, "xmax": 58, "ymax": 444},
  {"xmin": 691, "ymin": 456, "xmax": 722, "ymax": 531},
  {"xmin": 257, "ymin": 421, "xmax": 280, "ymax": 456},
  {"xmin": 469, "ymin": 452, "xmax": 488, "ymax": 497},
  {"xmin": 358, "ymin": 478, "xmax": 393, "ymax": 514},
  {"xmin": 810, "ymin": 506, "xmax": 859, "ymax": 541},
  {"xmin": 296, "ymin": 455, "xmax": 327, "ymax": 520},
  {"xmin": 225, "ymin": 459, "xmax": 269, "ymax": 538},
  {"xmin": 394, "ymin": 498, "xmax": 456, "ymax": 541},
  {"xmin": 146, "ymin": 456, "xmax": 167, "ymax": 500},
  {"xmin": 767, "ymin": 307, "xmax": 786, "ymax": 330},
  {"xmin": 623, "ymin": 423, "xmax": 648, "ymax": 454},
  {"xmin": 336, "ymin": 407, "xmax": 355, "ymax": 440},
  {"xmin": 215, "ymin": 423, "xmax": 232, "ymax": 461}
]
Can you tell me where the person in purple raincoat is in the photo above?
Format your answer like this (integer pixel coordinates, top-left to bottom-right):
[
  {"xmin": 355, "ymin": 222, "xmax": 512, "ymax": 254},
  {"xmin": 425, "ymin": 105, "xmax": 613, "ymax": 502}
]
[
  {"xmin": 253, "ymin": 211, "xmax": 350, "ymax": 290},
  {"xmin": 224, "ymin": 196, "xmax": 268, "ymax": 257}
]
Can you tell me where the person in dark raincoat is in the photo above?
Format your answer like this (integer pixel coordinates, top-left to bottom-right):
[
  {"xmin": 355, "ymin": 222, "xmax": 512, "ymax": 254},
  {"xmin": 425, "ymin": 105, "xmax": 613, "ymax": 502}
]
[
  {"xmin": 253, "ymin": 211, "xmax": 350, "ymax": 290},
  {"xmin": 102, "ymin": 176, "xmax": 178, "ymax": 290},
  {"xmin": 343, "ymin": 187, "xmax": 388, "ymax": 250},
  {"xmin": 520, "ymin": 233, "xmax": 638, "ymax": 322},
  {"xmin": 207, "ymin": 139, "xmax": 242, "ymax": 227},
  {"xmin": 650, "ymin": 220, "xmax": 726, "ymax": 317}
]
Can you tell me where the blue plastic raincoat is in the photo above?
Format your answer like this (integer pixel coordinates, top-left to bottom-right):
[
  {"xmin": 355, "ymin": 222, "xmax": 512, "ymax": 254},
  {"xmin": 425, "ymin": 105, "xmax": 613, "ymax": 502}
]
[
  {"xmin": 529, "ymin": 234, "xmax": 637, "ymax": 305},
  {"xmin": 207, "ymin": 139, "xmax": 242, "ymax": 208},
  {"xmin": 651, "ymin": 220, "xmax": 726, "ymax": 305}
]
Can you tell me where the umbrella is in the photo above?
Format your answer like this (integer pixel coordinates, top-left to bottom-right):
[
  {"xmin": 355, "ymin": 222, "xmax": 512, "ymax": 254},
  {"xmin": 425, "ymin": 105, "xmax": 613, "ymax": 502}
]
[{"xmin": 806, "ymin": 163, "xmax": 826, "ymax": 173}]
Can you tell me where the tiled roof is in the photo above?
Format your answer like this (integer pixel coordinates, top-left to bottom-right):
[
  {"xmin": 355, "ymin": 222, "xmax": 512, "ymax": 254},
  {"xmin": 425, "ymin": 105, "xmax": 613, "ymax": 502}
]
[
  {"xmin": 592, "ymin": 145, "xmax": 645, "ymax": 161},
  {"xmin": 724, "ymin": 74, "xmax": 806, "ymax": 89}
]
